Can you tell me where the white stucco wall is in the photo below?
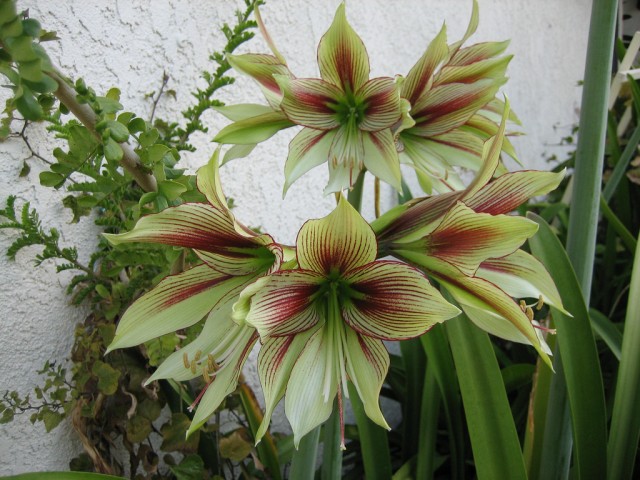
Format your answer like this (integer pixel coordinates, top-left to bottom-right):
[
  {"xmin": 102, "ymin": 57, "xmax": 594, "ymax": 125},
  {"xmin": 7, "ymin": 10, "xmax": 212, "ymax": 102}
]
[{"xmin": 0, "ymin": 0, "xmax": 592, "ymax": 474}]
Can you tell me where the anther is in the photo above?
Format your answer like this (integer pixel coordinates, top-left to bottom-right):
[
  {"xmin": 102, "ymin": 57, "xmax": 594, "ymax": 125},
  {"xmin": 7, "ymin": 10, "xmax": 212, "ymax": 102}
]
[
  {"xmin": 536, "ymin": 295, "xmax": 544, "ymax": 311},
  {"xmin": 519, "ymin": 300, "xmax": 527, "ymax": 312},
  {"xmin": 190, "ymin": 359, "xmax": 197, "ymax": 374},
  {"xmin": 183, "ymin": 352, "xmax": 190, "ymax": 369},
  {"xmin": 525, "ymin": 307, "xmax": 534, "ymax": 321},
  {"xmin": 194, "ymin": 350, "xmax": 202, "ymax": 362}
]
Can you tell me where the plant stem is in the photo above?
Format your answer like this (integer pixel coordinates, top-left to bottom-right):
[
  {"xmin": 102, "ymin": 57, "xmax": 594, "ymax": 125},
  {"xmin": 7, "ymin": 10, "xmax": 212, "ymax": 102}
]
[
  {"xmin": 322, "ymin": 399, "xmax": 343, "ymax": 480},
  {"xmin": 49, "ymin": 70, "xmax": 157, "ymax": 193},
  {"xmin": 289, "ymin": 426, "xmax": 321, "ymax": 480}
]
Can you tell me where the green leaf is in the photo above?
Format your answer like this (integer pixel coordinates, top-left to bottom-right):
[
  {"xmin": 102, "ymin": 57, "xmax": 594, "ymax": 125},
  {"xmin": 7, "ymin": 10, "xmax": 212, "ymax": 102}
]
[
  {"xmin": 144, "ymin": 334, "xmax": 180, "ymax": 367},
  {"xmin": 168, "ymin": 454, "xmax": 205, "ymax": 480},
  {"xmin": 160, "ymin": 413, "xmax": 200, "ymax": 452},
  {"xmin": 15, "ymin": 85, "xmax": 44, "ymax": 120},
  {"xmin": 527, "ymin": 212, "xmax": 608, "ymax": 480},
  {"xmin": 219, "ymin": 430, "xmax": 252, "ymax": 462},
  {"xmin": 127, "ymin": 117, "xmax": 146, "ymax": 133},
  {"xmin": 39, "ymin": 171, "xmax": 64, "ymax": 188},
  {"xmin": 41, "ymin": 409, "xmax": 63, "ymax": 432},
  {"xmin": 94, "ymin": 96, "xmax": 122, "ymax": 115},
  {"xmin": 589, "ymin": 308, "xmax": 622, "ymax": 361},
  {"xmin": 21, "ymin": 19, "xmax": 42, "ymax": 38},
  {"xmin": 445, "ymin": 304, "xmax": 527, "ymax": 480},
  {"xmin": 158, "ymin": 180, "xmax": 187, "ymax": 201},
  {"xmin": 125, "ymin": 415, "xmax": 152, "ymax": 443},
  {"xmin": 91, "ymin": 360, "xmax": 121, "ymax": 395},
  {"xmin": 607, "ymin": 242, "xmax": 640, "ymax": 480},
  {"xmin": 106, "ymin": 120, "xmax": 129, "ymax": 143},
  {"xmin": 1, "ymin": 473, "xmax": 126, "ymax": 480},
  {"xmin": 139, "ymin": 128, "xmax": 159, "ymax": 148},
  {"xmin": 103, "ymin": 138, "xmax": 123, "ymax": 162}
]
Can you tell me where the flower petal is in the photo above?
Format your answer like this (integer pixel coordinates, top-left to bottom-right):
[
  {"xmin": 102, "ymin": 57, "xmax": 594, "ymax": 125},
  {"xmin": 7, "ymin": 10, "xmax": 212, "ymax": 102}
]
[
  {"xmin": 395, "ymin": 253, "xmax": 551, "ymax": 367},
  {"xmin": 188, "ymin": 328, "xmax": 258, "ymax": 436},
  {"xmin": 409, "ymin": 78, "xmax": 504, "ymax": 137},
  {"xmin": 146, "ymin": 301, "xmax": 237, "ymax": 383},
  {"xmin": 344, "ymin": 328, "xmax": 390, "ymax": 429},
  {"xmin": 362, "ymin": 130, "xmax": 402, "ymax": 191},
  {"xmin": 477, "ymin": 250, "xmax": 569, "ymax": 314},
  {"xmin": 358, "ymin": 77, "xmax": 402, "ymax": 131},
  {"xmin": 434, "ymin": 55, "xmax": 511, "ymax": 87},
  {"xmin": 213, "ymin": 103, "xmax": 276, "ymax": 122},
  {"xmin": 283, "ymin": 127, "xmax": 336, "ymax": 195},
  {"xmin": 237, "ymin": 271, "xmax": 324, "ymax": 339},
  {"xmin": 465, "ymin": 169, "xmax": 566, "ymax": 215},
  {"xmin": 227, "ymin": 53, "xmax": 292, "ymax": 108},
  {"xmin": 462, "ymin": 304, "xmax": 552, "ymax": 356},
  {"xmin": 285, "ymin": 326, "xmax": 338, "ymax": 447},
  {"xmin": 448, "ymin": 0, "xmax": 479, "ymax": 54},
  {"xmin": 107, "ymin": 265, "xmax": 250, "ymax": 351},
  {"xmin": 213, "ymin": 110, "xmax": 294, "ymax": 145},
  {"xmin": 276, "ymin": 76, "xmax": 342, "ymax": 129},
  {"xmin": 342, "ymin": 261, "xmax": 460, "ymax": 340},
  {"xmin": 317, "ymin": 3, "xmax": 370, "ymax": 91},
  {"xmin": 254, "ymin": 327, "xmax": 319, "ymax": 443},
  {"xmin": 448, "ymin": 40, "xmax": 510, "ymax": 67},
  {"xmin": 421, "ymin": 201, "xmax": 538, "ymax": 276},
  {"xmin": 324, "ymin": 124, "xmax": 365, "ymax": 193},
  {"xmin": 297, "ymin": 196, "xmax": 377, "ymax": 274},
  {"xmin": 402, "ymin": 24, "xmax": 449, "ymax": 106},
  {"xmin": 197, "ymin": 148, "xmax": 230, "ymax": 212}
]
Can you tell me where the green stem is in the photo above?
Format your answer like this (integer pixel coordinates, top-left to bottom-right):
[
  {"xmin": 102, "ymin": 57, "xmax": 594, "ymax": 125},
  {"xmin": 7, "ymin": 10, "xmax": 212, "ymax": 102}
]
[
  {"xmin": 347, "ymin": 382, "xmax": 393, "ymax": 480},
  {"xmin": 599, "ymin": 195, "xmax": 637, "ymax": 253},
  {"xmin": 416, "ymin": 367, "xmax": 439, "ymax": 480},
  {"xmin": 322, "ymin": 399, "xmax": 343, "ymax": 480},
  {"xmin": 290, "ymin": 426, "xmax": 321, "ymax": 480},
  {"xmin": 347, "ymin": 170, "xmax": 365, "ymax": 212}
]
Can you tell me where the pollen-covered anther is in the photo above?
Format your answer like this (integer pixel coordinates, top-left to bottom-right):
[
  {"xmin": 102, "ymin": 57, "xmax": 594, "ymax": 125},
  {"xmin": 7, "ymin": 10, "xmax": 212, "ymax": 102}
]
[
  {"xmin": 194, "ymin": 350, "xmax": 202, "ymax": 362},
  {"xmin": 519, "ymin": 299, "xmax": 527, "ymax": 312},
  {"xmin": 202, "ymin": 365, "xmax": 212, "ymax": 384},
  {"xmin": 207, "ymin": 354, "xmax": 219, "ymax": 372},
  {"xmin": 190, "ymin": 359, "xmax": 197, "ymax": 374},
  {"xmin": 525, "ymin": 307, "xmax": 534, "ymax": 322},
  {"xmin": 536, "ymin": 295, "xmax": 545, "ymax": 311},
  {"xmin": 182, "ymin": 352, "xmax": 190, "ymax": 369}
]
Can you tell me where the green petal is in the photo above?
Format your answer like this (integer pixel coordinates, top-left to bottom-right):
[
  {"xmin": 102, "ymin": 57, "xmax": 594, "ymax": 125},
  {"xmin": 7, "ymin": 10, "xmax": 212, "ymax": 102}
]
[
  {"xmin": 196, "ymin": 148, "xmax": 229, "ymax": 211},
  {"xmin": 342, "ymin": 261, "xmax": 460, "ymax": 340},
  {"xmin": 317, "ymin": 3, "xmax": 370, "ymax": 91},
  {"xmin": 227, "ymin": 53, "xmax": 291, "ymax": 108},
  {"xmin": 254, "ymin": 4, "xmax": 287, "ymax": 65},
  {"xmin": 188, "ymin": 328, "xmax": 258, "ymax": 436},
  {"xmin": 255, "ymin": 327, "xmax": 319, "ymax": 443},
  {"xmin": 397, "ymin": 254, "xmax": 551, "ymax": 367},
  {"xmin": 344, "ymin": 328, "xmax": 390, "ymax": 429},
  {"xmin": 462, "ymin": 304, "xmax": 552, "ymax": 355},
  {"xmin": 146, "ymin": 302, "xmax": 237, "ymax": 383},
  {"xmin": 358, "ymin": 77, "xmax": 403, "ymax": 131},
  {"xmin": 477, "ymin": 250, "xmax": 569, "ymax": 314},
  {"xmin": 107, "ymin": 266, "xmax": 250, "ymax": 351},
  {"xmin": 238, "ymin": 271, "xmax": 324, "ymax": 339},
  {"xmin": 325, "ymin": 124, "xmax": 365, "ymax": 193},
  {"xmin": 448, "ymin": 40, "xmax": 510, "ymax": 67},
  {"xmin": 297, "ymin": 196, "xmax": 377, "ymax": 274},
  {"xmin": 402, "ymin": 24, "xmax": 449, "ymax": 106},
  {"xmin": 448, "ymin": 0, "xmax": 479, "ymax": 55},
  {"xmin": 285, "ymin": 326, "xmax": 338, "ymax": 447},
  {"xmin": 410, "ymin": 78, "xmax": 504, "ymax": 137},
  {"xmin": 421, "ymin": 202, "xmax": 538, "ymax": 276},
  {"xmin": 362, "ymin": 130, "xmax": 402, "ymax": 191},
  {"xmin": 276, "ymin": 76, "xmax": 342, "ymax": 129},
  {"xmin": 465, "ymin": 169, "xmax": 566, "ymax": 215},
  {"xmin": 434, "ymin": 55, "xmax": 511, "ymax": 87},
  {"xmin": 284, "ymin": 127, "xmax": 335, "ymax": 195},
  {"xmin": 213, "ymin": 110, "xmax": 294, "ymax": 145}
]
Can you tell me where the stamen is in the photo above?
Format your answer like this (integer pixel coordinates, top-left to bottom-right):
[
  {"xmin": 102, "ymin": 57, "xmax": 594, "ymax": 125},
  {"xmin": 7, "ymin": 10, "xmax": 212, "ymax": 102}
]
[
  {"xmin": 182, "ymin": 352, "xmax": 190, "ymax": 369},
  {"xmin": 533, "ymin": 322, "xmax": 557, "ymax": 334},
  {"xmin": 194, "ymin": 350, "xmax": 202, "ymax": 362},
  {"xmin": 188, "ymin": 384, "xmax": 209, "ymax": 412},
  {"xmin": 525, "ymin": 307, "xmax": 534, "ymax": 322},
  {"xmin": 536, "ymin": 295, "xmax": 545, "ymax": 311},
  {"xmin": 519, "ymin": 300, "xmax": 527, "ymax": 312},
  {"xmin": 202, "ymin": 365, "xmax": 211, "ymax": 384},
  {"xmin": 190, "ymin": 359, "xmax": 197, "ymax": 374},
  {"xmin": 337, "ymin": 388, "xmax": 346, "ymax": 450}
]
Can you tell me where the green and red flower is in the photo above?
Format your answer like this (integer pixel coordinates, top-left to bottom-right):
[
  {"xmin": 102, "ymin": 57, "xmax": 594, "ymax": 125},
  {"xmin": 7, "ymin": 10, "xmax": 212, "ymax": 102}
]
[{"xmin": 233, "ymin": 197, "xmax": 460, "ymax": 446}]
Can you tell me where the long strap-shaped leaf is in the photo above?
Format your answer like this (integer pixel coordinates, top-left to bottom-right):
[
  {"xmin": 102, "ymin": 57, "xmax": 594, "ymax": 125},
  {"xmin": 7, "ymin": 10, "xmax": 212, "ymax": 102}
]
[
  {"xmin": 528, "ymin": 213, "xmax": 607, "ymax": 480},
  {"xmin": 607, "ymin": 239, "xmax": 640, "ymax": 479},
  {"xmin": 445, "ymin": 307, "xmax": 527, "ymax": 480}
]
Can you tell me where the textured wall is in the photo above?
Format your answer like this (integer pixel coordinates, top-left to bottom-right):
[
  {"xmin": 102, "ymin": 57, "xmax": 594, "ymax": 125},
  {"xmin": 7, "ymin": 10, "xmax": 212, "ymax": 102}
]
[{"xmin": 0, "ymin": 0, "xmax": 591, "ymax": 473}]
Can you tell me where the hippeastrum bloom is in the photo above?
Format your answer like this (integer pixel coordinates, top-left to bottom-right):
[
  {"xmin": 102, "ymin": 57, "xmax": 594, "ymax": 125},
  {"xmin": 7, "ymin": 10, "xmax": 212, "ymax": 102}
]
[
  {"xmin": 374, "ymin": 101, "xmax": 567, "ymax": 366},
  {"xmin": 397, "ymin": 0, "xmax": 518, "ymax": 194},
  {"xmin": 216, "ymin": 4, "xmax": 406, "ymax": 196},
  {"xmin": 105, "ymin": 151, "xmax": 283, "ymax": 434},
  {"xmin": 274, "ymin": 4, "xmax": 405, "ymax": 195},
  {"xmin": 232, "ymin": 197, "xmax": 460, "ymax": 446}
]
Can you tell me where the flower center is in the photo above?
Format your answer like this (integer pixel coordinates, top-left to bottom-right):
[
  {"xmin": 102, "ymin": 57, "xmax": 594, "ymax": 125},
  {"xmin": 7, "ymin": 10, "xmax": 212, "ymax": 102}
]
[{"xmin": 333, "ymin": 91, "xmax": 366, "ymax": 127}]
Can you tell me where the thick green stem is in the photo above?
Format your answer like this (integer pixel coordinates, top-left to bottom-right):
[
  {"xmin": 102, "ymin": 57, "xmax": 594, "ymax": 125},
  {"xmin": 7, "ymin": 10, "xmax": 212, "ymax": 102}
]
[
  {"xmin": 290, "ymin": 427, "xmax": 321, "ymax": 480},
  {"xmin": 322, "ymin": 400, "xmax": 343, "ymax": 480}
]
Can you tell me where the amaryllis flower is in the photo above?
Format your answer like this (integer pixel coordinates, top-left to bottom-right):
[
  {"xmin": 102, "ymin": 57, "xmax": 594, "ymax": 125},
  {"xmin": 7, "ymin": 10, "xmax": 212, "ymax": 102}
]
[
  {"xmin": 397, "ymin": 0, "xmax": 518, "ymax": 194},
  {"xmin": 374, "ymin": 102, "xmax": 567, "ymax": 366},
  {"xmin": 275, "ymin": 4, "xmax": 404, "ymax": 194},
  {"xmin": 105, "ymin": 152, "xmax": 283, "ymax": 434},
  {"xmin": 232, "ymin": 197, "xmax": 460, "ymax": 446}
]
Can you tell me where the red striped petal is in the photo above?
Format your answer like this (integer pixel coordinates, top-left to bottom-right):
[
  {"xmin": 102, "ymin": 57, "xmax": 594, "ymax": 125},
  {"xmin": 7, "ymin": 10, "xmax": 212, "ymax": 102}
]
[
  {"xmin": 342, "ymin": 261, "xmax": 460, "ymax": 340},
  {"xmin": 358, "ymin": 77, "xmax": 403, "ymax": 131},
  {"xmin": 277, "ymin": 76, "xmax": 342, "ymax": 129},
  {"xmin": 297, "ymin": 196, "xmax": 376, "ymax": 274}
]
